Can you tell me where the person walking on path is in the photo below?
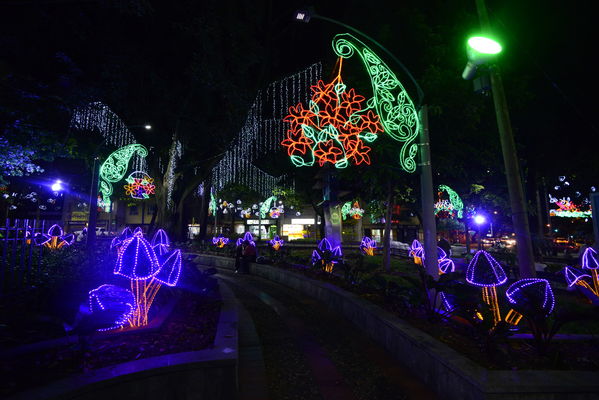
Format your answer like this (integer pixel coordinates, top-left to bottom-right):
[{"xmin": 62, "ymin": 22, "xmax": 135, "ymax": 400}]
[
  {"xmin": 234, "ymin": 240, "xmax": 244, "ymax": 273},
  {"xmin": 241, "ymin": 239, "xmax": 257, "ymax": 274}
]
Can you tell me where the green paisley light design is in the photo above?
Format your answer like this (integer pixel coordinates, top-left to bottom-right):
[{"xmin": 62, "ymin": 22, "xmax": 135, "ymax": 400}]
[
  {"xmin": 98, "ymin": 144, "xmax": 148, "ymax": 210},
  {"xmin": 438, "ymin": 185, "xmax": 464, "ymax": 219},
  {"xmin": 260, "ymin": 196, "xmax": 277, "ymax": 219},
  {"xmin": 332, "ymin": 33, "xmax": 420, "ymax": 173}
]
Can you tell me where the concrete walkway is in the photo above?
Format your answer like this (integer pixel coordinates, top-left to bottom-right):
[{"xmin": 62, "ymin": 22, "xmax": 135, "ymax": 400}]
[{"xmin": 215, "ymin": 270, "xmax": 437, "ymax": 400}]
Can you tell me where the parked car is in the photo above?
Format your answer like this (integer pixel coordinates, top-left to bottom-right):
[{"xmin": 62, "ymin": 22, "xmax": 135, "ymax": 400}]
[{"xmin": 73, "ymin": 227, "xmax": 111, "ymax": 242}]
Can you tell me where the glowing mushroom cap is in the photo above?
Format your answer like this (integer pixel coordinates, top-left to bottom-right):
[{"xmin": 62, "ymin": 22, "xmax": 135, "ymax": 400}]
[
  {"xmin": 151, "ymin": 229, "xmax": 170, "ymax": 248},
  {"xmin": 506, "ymin": 278, "xmax": 555, "ymax": 316},
  {"xmin": 119, "ymin": 227, "xmax": 133, "ymax": 241},
  {"xmin": 582, "ymin": 247, "xmax": 599, "ymax": 270},
  {"xmin": 114, "ymin": 235, "xmax": 160, "ymax": 280},
  {"xmin": 47, "ymin": 224, "xmax": 63, "ymax": 237},
  {"xmin": 466, "ymin": 250, "xmax": 507, "ymax": 287},
  {"xmin": 563, "ymin": 265, "xmax": 591, "ymax": 287},
  {"xmin": 155, "ymin": 249, "xmax": 182, "ymax": 287}
]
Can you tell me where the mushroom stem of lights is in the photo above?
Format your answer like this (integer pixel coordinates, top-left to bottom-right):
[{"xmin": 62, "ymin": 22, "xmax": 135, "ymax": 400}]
[
  {"xmin": 113, "ymin": 230, "xmax": 182, "ymax": 327},
  {"xmin": 466, "ymin": 250, "xmax": 507, "ymax": 326},
  {"xmin": 581, "ymin": 247, "xmax": 599, "ymax": 294},
  {"xmin": 563, "ymin": 265, "xmax": 597, "ymax": 296},
  {"xmin": 312, "ymin": 238, "xmax": 342, "ymax": 273},
  {"xmin": 269, "ymin": 235, "xmax": 284, "ymax": 251},
  {"xmin": 360, "ymin": 236, "xmax": 376, "ymax": 256}
]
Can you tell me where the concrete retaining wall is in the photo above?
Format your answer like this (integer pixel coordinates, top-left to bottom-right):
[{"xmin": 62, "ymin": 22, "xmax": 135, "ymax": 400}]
[
  {"xmin": 194, "ymin": 254, "xmax": 599, "ymax": 400},
  {"xmin": 9, "ymin": 282, "xmax": 238, "ymax": 400}
]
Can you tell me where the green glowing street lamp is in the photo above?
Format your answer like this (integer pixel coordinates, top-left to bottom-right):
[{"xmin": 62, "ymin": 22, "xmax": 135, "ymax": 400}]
[{"xmin": 462, "ymin": 35, "xmax": 502, "ymax": 80}]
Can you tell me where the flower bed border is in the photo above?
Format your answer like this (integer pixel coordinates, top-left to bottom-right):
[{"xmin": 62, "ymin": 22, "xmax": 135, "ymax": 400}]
[
  {"xmin": 7, "ymin": 281, "xmax": 238, "ymax": 400},
  {"xmin": 194, "ymin": 253, "xmax": 599, "ymax": 400}
]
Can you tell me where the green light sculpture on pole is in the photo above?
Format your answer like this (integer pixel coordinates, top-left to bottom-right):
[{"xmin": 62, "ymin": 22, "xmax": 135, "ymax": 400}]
[
  {"xmin": 333, "ymin": 33, "xmax": 420, "ymax": 173},
  {"xmin": 99, "ymin": 143, "xmax": 148, "ymax": 212},
  {"xmin": 436, "ymin": 185, "xmax": 464, "ymax": 219}
]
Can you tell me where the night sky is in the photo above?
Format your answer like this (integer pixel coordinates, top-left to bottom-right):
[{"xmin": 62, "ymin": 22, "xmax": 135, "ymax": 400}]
[{"xmin": 1, "ymin": 0, "xmax": 596, "ymax": 188}]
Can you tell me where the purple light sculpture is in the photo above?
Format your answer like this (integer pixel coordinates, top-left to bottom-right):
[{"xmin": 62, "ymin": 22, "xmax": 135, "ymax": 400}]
[
  {"xmin": 111, "ymin": 226, "xmax": 134, "ymax": 250},
  {"xmin": 269, "ymin": 235, "xmax": 284, "ymax": 251},
  {"xmin": 155, "ymin": 249, "xmax": 182, "ymax": 287},
  {"xmin": 311, "ymin": 238, "xmax": 342, "ymax": 273},
  {"xmin": 410, "ymin": 239, "xmax": 454, "ymax": 273},
  {"xmin": 466, "ymin": 250, "xmax": 507, "ymax": 325},
  {"xmin": 151, "ymin": 228, "xmax": 170, "ymax": 256},
  {"xmin": 236, "ymin": 232, "xmax": 255, "ymax": 247},
  {"xmin": 32, "ymin": 224, "xmax": 74, "ymax": 249},
  {"xmin": 581, "ymin": 247, "xmax": 599, "ymax": 294},
  {"xmin": 506, "ymin": 278, "xmax": 555, "ymax": 317},
  {"xmin": 114, "ymin": 235, "xmax": 160, "ymax": 280},
  {"xmin": 88, "ymin": 284, "xmax": 136, "ymax": 331},
  {"xmin": 360, "ymin": 236, "xmax": 376, "ymax": 256},
  {"xmin": 212, "ymin": 235, "xmax": 230, "ymax": 248},
  {"xmin": 108, "ymin": 228, "xmax": 183, "ymax": 327}
]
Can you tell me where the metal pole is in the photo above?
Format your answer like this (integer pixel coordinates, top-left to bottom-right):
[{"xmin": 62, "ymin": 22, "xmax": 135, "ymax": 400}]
[
  {"xmin": 476, "ymin": 0, "xmax": 536, "ymax": 278},
  {"xmin": 419, "ymin": 105, "xmax": 439, "ymax": 280},
  {"xmin": 87, "ymin": 157, "xmax": 100, "ymax": 251}
]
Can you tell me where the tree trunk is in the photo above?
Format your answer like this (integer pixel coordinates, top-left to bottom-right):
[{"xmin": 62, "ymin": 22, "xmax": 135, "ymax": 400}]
[
  {"xmin": 198, "ymin": 180, "xmax": 211, "ymax": 241},
  {"xmin": 383, "ymin": 180, "xmax": 394, "ymax": 272},
  {"xmin": 464, "ymin": 219, "xmax": 471, "ymax": 256}
]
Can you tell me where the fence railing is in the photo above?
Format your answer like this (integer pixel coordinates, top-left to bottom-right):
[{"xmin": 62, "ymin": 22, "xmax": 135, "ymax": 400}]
[{"xmin": 0, "ymin": 219, "xmax": 62, "ymax": 295}]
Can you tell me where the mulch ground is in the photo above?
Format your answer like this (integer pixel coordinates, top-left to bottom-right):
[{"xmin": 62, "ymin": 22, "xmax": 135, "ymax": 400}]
[{"xmin": 1, "ymin": 288, "xmax": 221, "ymax": 398}]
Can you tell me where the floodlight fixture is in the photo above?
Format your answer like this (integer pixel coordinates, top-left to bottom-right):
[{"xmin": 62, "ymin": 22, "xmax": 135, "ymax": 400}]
[
  {"xmin": 144, "ymin": 125, "xmax": 152, "ymax": 130},
  {"xmin": 474, "ymin": 214, "xmax": 486, "ymax": 225},
  {"xmin": 294, "ymin": 9, "xmax": 311, "ymax": 23},
  {"xmin": 51, "ymin": 180, "xmax": 63, "ymax": 192},
  {"xmin": 462, "ymin": 36, "xmax": 502, "ymax": 80}
]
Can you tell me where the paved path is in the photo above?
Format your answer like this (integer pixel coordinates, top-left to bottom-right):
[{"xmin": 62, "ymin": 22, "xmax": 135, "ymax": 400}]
[{"xmin": 216, "ymin": 270, "xmax": 437, "ymax": 400}]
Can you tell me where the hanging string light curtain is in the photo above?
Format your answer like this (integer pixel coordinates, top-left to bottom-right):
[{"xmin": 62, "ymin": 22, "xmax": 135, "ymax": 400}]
[{"xmin": 211, "ymin": 63, "xmax": 322, "ymax": 197}]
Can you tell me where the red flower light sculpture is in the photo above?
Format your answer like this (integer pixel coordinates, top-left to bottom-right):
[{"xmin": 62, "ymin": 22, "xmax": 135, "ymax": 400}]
[{"xmin": 282, "ymin": 58, "xmax": 383, "ymax": 169}]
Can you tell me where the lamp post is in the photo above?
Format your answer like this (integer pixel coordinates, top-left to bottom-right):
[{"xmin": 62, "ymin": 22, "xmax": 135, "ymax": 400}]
[
  {"xmin": 462, "ymin": 0, "xmax": 536, "ymax": 278},
  {"xmin": 294, "ymin": 8, "xmax": 439, "ymax": 279}
]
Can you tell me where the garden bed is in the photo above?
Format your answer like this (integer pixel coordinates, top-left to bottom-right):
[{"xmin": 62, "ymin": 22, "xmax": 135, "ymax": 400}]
[
  {"xmin": 194, "ymin": 253, "xmax": 599, "ymax": 400},
  {"xmin": 1, "ymin": 287, "xmax": 222, "ymax": 398}
]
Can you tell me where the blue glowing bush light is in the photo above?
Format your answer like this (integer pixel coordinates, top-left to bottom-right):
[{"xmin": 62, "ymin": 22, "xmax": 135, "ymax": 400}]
[
  {"xmin": 506, "ymin": 278, "xmax": 555, "ymax": 317},
  {"xmin": 466, "ymin": 250, "xmax": 507, "ymax": 287}
]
